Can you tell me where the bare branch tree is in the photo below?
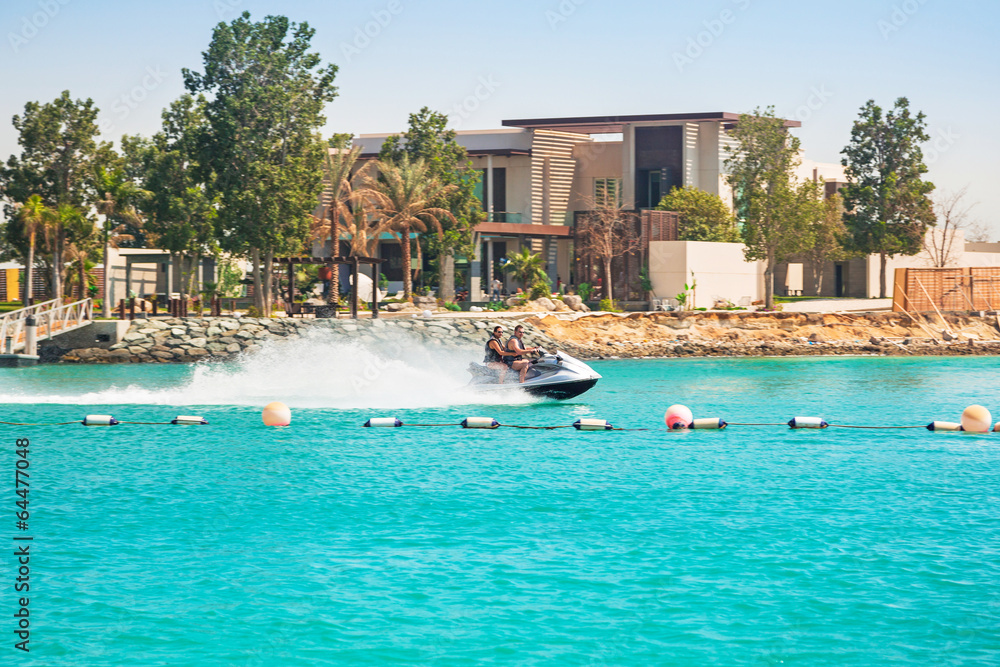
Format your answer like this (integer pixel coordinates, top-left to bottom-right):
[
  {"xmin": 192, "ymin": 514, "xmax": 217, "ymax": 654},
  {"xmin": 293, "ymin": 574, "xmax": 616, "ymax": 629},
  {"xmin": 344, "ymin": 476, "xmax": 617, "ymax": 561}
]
[
  {"xmin": 575, "ymin": 182, "xmax": 641, "ymax": 302},
  {"xmin": 924, "ymin": 186, "xmax": 980, "ymax": 267}
]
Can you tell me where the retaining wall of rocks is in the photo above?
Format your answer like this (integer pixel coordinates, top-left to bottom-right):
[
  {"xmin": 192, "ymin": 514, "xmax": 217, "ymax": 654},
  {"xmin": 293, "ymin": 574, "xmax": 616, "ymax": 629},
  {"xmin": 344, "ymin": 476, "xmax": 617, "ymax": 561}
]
[
  {"xmin": 51, "ymin": 310, "xmax": 1000, "ymax": 364},
  {"xmin": 57, "ymin": 316, "xmax": 563, "ymax": 364}
]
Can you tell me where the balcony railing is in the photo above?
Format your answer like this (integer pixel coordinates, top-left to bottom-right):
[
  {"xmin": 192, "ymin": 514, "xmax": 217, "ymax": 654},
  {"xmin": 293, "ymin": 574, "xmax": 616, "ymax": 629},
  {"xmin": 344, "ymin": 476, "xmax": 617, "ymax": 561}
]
[{"xmin": 485, "ymin": 211, "xmax": 522, "ymax": 224}]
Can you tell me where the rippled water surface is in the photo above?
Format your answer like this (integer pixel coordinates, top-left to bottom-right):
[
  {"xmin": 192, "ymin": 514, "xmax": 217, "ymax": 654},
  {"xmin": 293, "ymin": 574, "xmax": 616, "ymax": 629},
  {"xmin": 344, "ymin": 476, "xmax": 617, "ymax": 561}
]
[{"xmin": 3, "ymin": 350, "xmax": 1000, "ymax": 665}]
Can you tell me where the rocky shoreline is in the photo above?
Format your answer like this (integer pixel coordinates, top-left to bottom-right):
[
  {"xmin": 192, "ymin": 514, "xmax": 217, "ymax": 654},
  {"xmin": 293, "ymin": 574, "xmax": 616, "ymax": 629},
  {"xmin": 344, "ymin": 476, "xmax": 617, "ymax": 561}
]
[{"xmin": 49, "ymin": 310, "xmax": 1000, "ymax": 364}]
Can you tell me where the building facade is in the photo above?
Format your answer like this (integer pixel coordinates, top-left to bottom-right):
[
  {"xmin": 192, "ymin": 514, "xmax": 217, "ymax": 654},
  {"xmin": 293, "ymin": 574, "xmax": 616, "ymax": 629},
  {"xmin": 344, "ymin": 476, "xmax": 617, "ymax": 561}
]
[{"xmin": 348, "ymin": 111, "xmax": 840, "ymax": 301}]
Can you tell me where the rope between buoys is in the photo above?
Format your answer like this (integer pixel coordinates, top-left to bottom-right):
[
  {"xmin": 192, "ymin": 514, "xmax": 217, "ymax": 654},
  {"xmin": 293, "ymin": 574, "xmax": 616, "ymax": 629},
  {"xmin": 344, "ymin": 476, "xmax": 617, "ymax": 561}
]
[
  {"xmin": 0, "ymin": 420, "xmax": 80, "ymax": 426},
  {"xmin": 726, "ymin": 422, "xmax": 789, "ymax": 426},
  {"xmin": 406, "ymin": 423, "xmax": 464, "ymax": 427},
  {"xmin": 828, "ymin": 424, "xmax": 927, "ymax": 429},
  {"xmin": 117, "ymin": 421, "xmax": 182, "ymax": 425}
]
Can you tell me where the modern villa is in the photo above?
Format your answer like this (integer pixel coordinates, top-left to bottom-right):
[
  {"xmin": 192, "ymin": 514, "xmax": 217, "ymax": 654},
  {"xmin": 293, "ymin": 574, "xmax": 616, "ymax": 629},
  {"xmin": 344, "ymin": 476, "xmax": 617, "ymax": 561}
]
[{"xmin": 345, "ymin": 111, "xmax": 847, "ymax": 302}]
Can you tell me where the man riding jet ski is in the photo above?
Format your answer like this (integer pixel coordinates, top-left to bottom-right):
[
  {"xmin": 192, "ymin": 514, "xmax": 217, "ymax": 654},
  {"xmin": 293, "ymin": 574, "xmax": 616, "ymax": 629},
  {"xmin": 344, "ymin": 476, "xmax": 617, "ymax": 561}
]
[{"xmin": 469, "ymin": 324, "xmax": 601, "ymax": 400}]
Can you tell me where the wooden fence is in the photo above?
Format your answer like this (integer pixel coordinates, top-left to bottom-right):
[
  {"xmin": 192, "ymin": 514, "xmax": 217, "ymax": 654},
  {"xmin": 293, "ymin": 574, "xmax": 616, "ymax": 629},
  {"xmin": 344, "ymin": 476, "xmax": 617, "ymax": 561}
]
[{"xmin": 892, "ymin": 267, "xmax": 1000, "ymax": 312}]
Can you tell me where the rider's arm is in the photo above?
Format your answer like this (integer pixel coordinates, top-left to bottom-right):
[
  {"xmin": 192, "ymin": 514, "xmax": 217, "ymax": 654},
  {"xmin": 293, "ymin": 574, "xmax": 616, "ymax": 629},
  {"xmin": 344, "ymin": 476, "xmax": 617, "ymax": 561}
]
[{"xmin": 490, "ymin": 339, "xmax": 514, "ymax": 356}]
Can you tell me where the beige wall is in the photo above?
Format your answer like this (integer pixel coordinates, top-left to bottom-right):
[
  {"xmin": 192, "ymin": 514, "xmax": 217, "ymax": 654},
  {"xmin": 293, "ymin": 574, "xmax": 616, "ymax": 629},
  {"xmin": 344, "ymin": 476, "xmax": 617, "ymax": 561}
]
[
  {"xmin": 569, "ymin": 141, "xmax": 622, "ymax": 212},
  {"xmin": 648, "ymin": 241, "xmax": 762, "ymax": 307},
  {"xmin": 468, "ymin": 154, "xmax": 533, "ymax": 219},
  {"xmin": 107, "ymin": 248, "xmax": 160, "ymax": 304}
]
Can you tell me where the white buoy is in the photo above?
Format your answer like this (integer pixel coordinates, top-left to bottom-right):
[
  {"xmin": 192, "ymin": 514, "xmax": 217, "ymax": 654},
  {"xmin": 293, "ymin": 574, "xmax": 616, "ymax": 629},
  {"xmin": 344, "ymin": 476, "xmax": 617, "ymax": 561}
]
[
  {"xmin": 262, "ymin": 402, "xmax": 291, "ymax": 426},
  {"xmin": 172, "ymin": 415, "xmax": 208, "ymax": 425},
  {"xmin": 927, "ymin": 421, "xmax": 963, "ymax": 432},
  {"xmin": 364, "ymin": 417, "xmax": 403, "ymax": 428},
  {"xmin": 960, "ymin": 405, "xmax": 992, "ymax": 433},
  {"xmin": 664, "ymin": 404, "xmax": 693, "ymax": 430},
  {"xmin": 994, "ymin": 422, "xmax": 1000, "ymax": 433},
  {"xmin": 573, "ymin": 418, "xmax": 613, "ymax": 431},
  {"xmin": 82, "ymin": 415, "xmax": 119, "ymax": 426},
  {"xmin": 788, "ymin": 416, "xmax": 828, "ymax": 429},
  {"xmin": 692, "ymin": 418, "xmax": 727, "ymax": 430},
  {"xmin": 461, "ymin": 417, "xmax": 499, "ymax": 429}
]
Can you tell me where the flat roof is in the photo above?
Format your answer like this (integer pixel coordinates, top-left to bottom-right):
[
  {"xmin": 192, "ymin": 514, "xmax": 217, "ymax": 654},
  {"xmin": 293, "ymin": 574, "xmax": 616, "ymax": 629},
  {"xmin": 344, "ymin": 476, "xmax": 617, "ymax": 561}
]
[{"xmin": 502, "ymin": 112, "xmax": 801, "ymax": 133}]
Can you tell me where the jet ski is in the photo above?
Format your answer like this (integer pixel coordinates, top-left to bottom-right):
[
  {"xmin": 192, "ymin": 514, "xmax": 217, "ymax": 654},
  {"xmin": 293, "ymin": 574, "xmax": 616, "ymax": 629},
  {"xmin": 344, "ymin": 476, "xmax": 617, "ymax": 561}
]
[{"xmin": 467, "ymin": 348, "xmax": 601, "ymax": 400}]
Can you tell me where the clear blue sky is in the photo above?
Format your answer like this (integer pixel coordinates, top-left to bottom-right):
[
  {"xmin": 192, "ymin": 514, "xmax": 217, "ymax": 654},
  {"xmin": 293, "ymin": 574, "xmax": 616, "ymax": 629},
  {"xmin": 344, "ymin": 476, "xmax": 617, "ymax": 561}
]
[{"xmin": 1, "ymin": 0, "xmax": 997, "ymax": 234}]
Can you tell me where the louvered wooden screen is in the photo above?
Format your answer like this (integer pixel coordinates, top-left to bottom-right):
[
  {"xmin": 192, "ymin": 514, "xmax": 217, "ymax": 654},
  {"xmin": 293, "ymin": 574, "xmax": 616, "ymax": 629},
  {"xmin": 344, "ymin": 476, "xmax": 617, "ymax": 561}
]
[
  {"xmin": 893, "ymin": 267, "xmax": 1000, "ymax": 312},
  {"xmin": 641, "ymin": 210, "xmax": 679, "ymax": 243}
]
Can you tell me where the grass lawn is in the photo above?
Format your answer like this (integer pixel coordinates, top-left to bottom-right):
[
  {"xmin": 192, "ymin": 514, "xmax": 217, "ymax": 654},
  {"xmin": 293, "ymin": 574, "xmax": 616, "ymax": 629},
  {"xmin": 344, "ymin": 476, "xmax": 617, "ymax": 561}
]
[{"xmin": 773, "ymin": 296, "xmax": 884, "ymax": 303}]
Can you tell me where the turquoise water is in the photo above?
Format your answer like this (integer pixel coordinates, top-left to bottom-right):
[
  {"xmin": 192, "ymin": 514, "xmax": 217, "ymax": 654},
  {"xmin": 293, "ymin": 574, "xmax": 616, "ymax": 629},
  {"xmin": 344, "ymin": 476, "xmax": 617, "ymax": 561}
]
[{"xmin": 3, "ymin": 351, "xmax": 1000, "ymax": 665}]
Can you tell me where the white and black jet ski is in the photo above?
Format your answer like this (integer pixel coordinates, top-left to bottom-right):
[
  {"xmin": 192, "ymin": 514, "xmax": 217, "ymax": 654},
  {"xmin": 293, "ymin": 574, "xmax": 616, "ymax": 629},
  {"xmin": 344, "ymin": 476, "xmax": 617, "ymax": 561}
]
[{"xmin": 467, "ymin": 348, "xmax": 601, "ymax": 400}]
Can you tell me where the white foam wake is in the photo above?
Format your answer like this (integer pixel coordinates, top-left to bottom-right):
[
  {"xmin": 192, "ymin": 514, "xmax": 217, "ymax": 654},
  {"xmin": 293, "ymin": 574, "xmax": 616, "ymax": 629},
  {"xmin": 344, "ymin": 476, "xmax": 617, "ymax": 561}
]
[{"xmin": 0, "ymin": 328, "xmax": 539, "ymax": 409}]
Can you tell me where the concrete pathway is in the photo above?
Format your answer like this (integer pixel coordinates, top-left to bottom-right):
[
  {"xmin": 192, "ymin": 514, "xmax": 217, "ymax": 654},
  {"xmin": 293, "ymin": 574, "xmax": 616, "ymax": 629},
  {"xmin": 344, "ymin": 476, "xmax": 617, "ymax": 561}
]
[{"xmin": 778, "ymin": 298, "xmax": 891, "ymax": 313}]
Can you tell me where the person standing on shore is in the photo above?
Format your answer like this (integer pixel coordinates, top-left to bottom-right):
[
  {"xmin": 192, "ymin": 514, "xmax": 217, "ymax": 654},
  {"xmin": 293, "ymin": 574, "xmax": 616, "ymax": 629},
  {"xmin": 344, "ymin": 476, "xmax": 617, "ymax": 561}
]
[{"xmin": 491, "ymin": 277, "xmax": 502, "ymax": 302}]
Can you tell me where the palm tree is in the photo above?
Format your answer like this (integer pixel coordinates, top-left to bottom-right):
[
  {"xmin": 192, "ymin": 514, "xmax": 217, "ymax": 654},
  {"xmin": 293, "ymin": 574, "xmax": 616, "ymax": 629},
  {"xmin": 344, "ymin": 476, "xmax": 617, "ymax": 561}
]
[
  {"xmin": 312, "ymin": 147, "xmax": 391, "ymax": 304},
  {"xmin": 369, "ymin": 156, "xmax": 457, "ymax": 300},
  {"xmin": 41, "ymin": 204, "xmax": 91, "ymax": 301},
  {"xmin": 15, "ymin": 195, "xmax": 48, "ymax": 305},
  {"xmin": 502, "ymin": 247, "xmax": 548, "ymax": 289},
  {"xmin": 65, "ymin": 238, "xmax": 99, "ymax": 301},
  {"xmin": 95, "ymin": 167, "xmax": 148, "ymax": 316}
]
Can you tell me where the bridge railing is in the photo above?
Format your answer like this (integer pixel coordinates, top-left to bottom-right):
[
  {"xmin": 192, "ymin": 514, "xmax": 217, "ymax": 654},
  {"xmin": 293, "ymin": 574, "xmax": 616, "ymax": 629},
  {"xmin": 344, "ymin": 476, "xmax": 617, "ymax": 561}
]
[{"xmin": 0, "ymin": 298, "xmax": 93, "ymax": 353}]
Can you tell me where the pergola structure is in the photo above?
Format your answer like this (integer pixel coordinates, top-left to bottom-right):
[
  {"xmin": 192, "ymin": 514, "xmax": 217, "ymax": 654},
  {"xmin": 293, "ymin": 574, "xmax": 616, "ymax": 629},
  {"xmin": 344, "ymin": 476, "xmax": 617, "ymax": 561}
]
[{"xmin": 277, "ymin": 256, "xmax": 386, "ymax": 319}]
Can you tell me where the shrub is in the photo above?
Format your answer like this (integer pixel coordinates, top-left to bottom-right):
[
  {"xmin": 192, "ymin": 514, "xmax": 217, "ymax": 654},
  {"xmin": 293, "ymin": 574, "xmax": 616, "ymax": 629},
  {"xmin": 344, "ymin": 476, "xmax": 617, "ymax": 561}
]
[
  {"xmin": 485, "ymin": 301, "xmax": 508, "ymax": 311},
  {"xmin": 443, "ymin": 301, "xmax": 462, "ymax": 312},
  {"xmin": 245, "ymin": 306, "xmax": 263, "ymax": 317},
  {"xmin": 529, "ymin": 281, "xmax": 551, "ymax": 300},
  {"xmin": 598, "ymin": 298, "xmax": 622, "ymax": 312},
  {"xmin": 577, "ymin": 282, "xmax": 593, "ymax": 301}
]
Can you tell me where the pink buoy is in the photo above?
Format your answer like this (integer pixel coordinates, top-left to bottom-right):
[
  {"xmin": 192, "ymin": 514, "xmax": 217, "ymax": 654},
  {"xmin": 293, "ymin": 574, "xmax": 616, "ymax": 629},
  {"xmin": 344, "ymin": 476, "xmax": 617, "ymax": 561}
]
[
  {"xmin": 262, "ymin": 401, "xmax": 291, "ymax": 426},
  {"xmin": 960, "ymin": 405, "xmax": 992, "ymax": 433},
  {"xmin": 664, "ymin": 404, "xmax": 693, "ymax": 430}
]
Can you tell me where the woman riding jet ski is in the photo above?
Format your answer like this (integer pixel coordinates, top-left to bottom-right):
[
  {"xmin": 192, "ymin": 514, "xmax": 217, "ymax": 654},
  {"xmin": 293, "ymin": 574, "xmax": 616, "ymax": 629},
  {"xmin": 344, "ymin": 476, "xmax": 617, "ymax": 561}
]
[{"xmin": 469, "ymin": 325, "xmax": 601, "ymax": 400}]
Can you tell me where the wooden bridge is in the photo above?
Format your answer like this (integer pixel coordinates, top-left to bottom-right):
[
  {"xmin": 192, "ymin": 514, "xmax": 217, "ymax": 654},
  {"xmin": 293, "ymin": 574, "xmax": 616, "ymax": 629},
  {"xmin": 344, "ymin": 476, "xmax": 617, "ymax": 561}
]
[{"xmin": 0, "ymin": 298, "xmax": 93, "ymax": 355}]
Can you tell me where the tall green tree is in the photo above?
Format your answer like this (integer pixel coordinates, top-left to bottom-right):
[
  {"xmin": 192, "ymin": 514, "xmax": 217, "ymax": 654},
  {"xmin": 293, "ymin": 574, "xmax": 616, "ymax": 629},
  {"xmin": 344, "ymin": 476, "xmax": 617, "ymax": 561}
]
[
  {"xmin": 841, "ymin": 97, "xmax": 936, "ymax": 297},
  {"xmin": 725, "ymin": 107, "xmax": 819, "ymax": 308},
  {"xmin": 369, "ymin": 156, "xmax": 456, "ymax": 300},
  {"xmin": 183, "ymin": 12, "xmax": 338, "ymax": 314},
  {"xmin": 656, "ymin": 186, "xmax": 740, "ymax": 242},
  {"xmin": 132, "ymin": 94, "xmax": 218, "ymax": 303},
  {"xmin": 1, "ymin": 91, "xmax": 106, "ymax": 302},
  {"xmin": 378, "ymin": 107, "xmax": 483, "ymax": 301}
]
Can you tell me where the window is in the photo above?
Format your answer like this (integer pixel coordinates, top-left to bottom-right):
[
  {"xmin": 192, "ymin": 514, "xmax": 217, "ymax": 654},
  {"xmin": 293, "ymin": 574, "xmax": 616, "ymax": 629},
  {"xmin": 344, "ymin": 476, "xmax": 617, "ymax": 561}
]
[
  {"xmin": 476, "ymin": 168, "xmax": 507, "ymax": 214},
  {"xmin": 594, "ymin": 178, "xmax": 621, "ymax": 206}
]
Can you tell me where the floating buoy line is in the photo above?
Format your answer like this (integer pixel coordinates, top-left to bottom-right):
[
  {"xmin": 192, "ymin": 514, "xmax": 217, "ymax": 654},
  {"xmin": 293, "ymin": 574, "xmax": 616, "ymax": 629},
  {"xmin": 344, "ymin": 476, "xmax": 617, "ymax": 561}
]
[
  {"xmin": 0, "ymin": 415, "xmax": 208, "ymax": 427},
  {"xmin": 0, "ymin": 404, "xmax": 997, "ymax": 433},
  {"xmin": 364, "ymin": 404, "xmax": 1000, "ymax": 434}
]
